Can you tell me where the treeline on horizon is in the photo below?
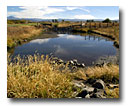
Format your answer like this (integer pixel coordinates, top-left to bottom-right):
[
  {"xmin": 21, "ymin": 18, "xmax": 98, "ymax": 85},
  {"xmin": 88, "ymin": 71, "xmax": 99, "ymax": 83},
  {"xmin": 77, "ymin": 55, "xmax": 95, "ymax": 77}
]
[{"xmin": 7, "ymin": 18, "xmax": 118, "ymax": 24}]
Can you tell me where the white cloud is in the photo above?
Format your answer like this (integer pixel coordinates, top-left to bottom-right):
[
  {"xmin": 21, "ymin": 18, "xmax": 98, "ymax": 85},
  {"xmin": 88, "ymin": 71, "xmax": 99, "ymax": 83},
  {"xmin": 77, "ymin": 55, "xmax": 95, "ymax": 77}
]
[
  {"xmin": 74, "ymin": 14, "xmax": 96, "ymax": 19},
  {"xmin": 66, "ymin": 7, "xmax": 78, "ymax": 10},
  {"xmin": 8, "ymin": 6, "xmax": 65, "ymax": 19},
  {"xmin": 66, "ymin": 6, "xmax": 90, "ymax": 13},
  {"xmin": 8, "ymin": 6, "xmax": 91, "ymax": 19}
]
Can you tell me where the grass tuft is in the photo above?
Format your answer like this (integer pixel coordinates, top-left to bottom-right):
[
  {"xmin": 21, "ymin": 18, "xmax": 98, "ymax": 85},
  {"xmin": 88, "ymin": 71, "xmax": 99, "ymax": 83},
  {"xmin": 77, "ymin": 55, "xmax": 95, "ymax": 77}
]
[{"xmin": 7, "ymin": 55, "xmax": 85, "ymax": 98}]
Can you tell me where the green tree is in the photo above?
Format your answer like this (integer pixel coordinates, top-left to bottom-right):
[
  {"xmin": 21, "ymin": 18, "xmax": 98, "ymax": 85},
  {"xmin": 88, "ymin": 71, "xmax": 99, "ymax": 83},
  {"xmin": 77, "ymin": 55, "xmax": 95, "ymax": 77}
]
[{"xmin": 102, "ymin": 18, "xmax": 112, "ymax": 23}]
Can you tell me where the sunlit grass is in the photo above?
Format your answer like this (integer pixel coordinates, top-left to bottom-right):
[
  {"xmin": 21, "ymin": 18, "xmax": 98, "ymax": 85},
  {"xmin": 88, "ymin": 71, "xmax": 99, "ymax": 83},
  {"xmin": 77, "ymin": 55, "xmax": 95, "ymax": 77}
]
[
  {"xmin": 7, "ymin": 23, "xmax": 38, "ymax": 27},
  {"xmin": 105, "ymin": 87, "xmax": 119, "ymax": 98},
  {"xmin": 95, "ymin": 26, "xmax": 119, "ymax": 43},
  {"xmin": 7, "ymin": 55, "xmax": 84, "ymax": 98},
  {"xmin": 85, "ymin": 65, "xmax": 119, "ymax": 83},
  {"xmin": 7, "ymin": 54, "xmax": 119, "ymax": 98},
  {"xmin": 7, "ymin": 26, "xmax": 42, "ymax": 49}
]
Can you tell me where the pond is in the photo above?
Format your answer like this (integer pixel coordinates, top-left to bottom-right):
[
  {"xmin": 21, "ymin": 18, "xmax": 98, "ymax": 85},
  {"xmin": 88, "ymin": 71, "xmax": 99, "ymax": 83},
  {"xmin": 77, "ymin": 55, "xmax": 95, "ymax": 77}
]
[{"xmin": 12, "ymin": 33, "xmax": 117, "ymax": 66}]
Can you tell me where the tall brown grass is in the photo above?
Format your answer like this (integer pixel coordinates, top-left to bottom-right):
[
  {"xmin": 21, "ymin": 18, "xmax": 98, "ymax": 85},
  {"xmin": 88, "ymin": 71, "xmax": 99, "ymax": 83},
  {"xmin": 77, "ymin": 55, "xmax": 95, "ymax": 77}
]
[
  {"xmin": 7, "ymin": 55, "xmax": 84, "ymax": 98},
  {"xmin": 95, "ymin": 26, "xmax": 119, "ymax": 43},
  {"xmin": 85, "ymin": 65, "xmax": 119, "ymax": 83},
  {"xmin": 7, "ymin": 54, "xmax": 119, "ymax": 98},
  {"xmin": 72, "ymin": 22, "xmax": 119, "ymax": 44},
  {"xmin": 7, "ymin": 26, "xmax": 42, "ymax": 48}
]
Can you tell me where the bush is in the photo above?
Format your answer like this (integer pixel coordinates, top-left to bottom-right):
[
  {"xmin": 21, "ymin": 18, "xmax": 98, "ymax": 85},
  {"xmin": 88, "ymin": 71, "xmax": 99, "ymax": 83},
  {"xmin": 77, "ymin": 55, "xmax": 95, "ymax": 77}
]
[{"xmin": 102, "ymin": 18, "xmax": 112, "ymax": 23}]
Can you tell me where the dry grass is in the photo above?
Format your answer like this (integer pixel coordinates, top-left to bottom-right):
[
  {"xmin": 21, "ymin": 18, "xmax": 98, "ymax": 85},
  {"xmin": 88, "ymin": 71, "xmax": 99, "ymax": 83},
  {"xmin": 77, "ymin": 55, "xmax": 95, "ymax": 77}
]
[
  {"xmin": 95, "ymin": 26, "xmax": 119, "ymax": 43},
  {"xmin": 72, "ymin": 22, "xmax": 119, "ymax": 44},
  {"xmin": 7, "ymin": 55, "xmax": 84, "ymax": 98},
  {"xmin": 85, "ymin": 65, "xmax": 119, "ymax": 83},
  {"xmin": 7, "ymin": 54, "xmax": 119, "ymax": 98},
  {"xmin": 105, "ymin": 87, "xmax": 119, "ymax": 98},
  {"xmin": 85, "ymin": 65, "xmax": 119, "ymax": 98},
  {"xmin": 7, "ymin": 25, "xmax": 42, "ymax": 48}
]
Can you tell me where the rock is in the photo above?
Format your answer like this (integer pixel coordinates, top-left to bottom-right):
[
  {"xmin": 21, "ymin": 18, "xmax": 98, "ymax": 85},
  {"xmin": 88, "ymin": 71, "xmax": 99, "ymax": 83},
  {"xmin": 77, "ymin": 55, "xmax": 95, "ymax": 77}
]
[
  {"xmin": 51, "ymin": 61, "xmax": 56, "ymax": 64},
  {"xmin": 85, "ymin": 94, "xmax": 90, "ymax": 98},
  {"xmin": 92, "ymin": 79, "xmax": 105, "ymax": 89},
  {"xmin": 76, "ymin": 89, "xmax": 88, "ymax": 98},
  {"xmin": 77, "ymin": 63, "xmax": 85, "ymax": 68},
  {"xmin": 69, "ymin": 60, "xmax": 74, "ymax": 65},
  {"xmin": 76, "ymin": 86, "xmax": 94, "ymax": 98},
  {"xmin": 114, "ymin": 41, "xmax": 119, "ymax": 48},
  {"xmin": 74, "ymin": 82, "xmax": 85, "ymax": 88},
  {"xmin": 95, "ymin": 55, "xmax": 119, "ymax": 67},
  {"xmin": 63, "ymin": 61, "xmax": 67, "ymax": 65},
  {"xmin": 73, "ymin": 59, "xmax": 78, "ymax": 65},
  {"xmin": 81, "ymin": 63, "xmax": 85, "ymax": 67},
  {"xmin": 90, "ymin": 92, "xmax": 106, "ymax": 98},
  {"xmin": 83, "ymin": 86, "xmax": 94, "ymax": 93},
  {"xmin": 95, "ymin": 62, "xmax": 105, "ymax": 67},
  {"xmin": 107, "ymin": 84, "xmax": 119, "ymax": 89},
  {"xmin": 53, "ymin": 59, "xmax": 63, "ymax": 64},
  {"xmin": 84, "ymin": 78, "xmax": 96, "ymax": 84},
  {"xmin": 58, "ymin": 59, "xmax": 63, "ymax": 63}
]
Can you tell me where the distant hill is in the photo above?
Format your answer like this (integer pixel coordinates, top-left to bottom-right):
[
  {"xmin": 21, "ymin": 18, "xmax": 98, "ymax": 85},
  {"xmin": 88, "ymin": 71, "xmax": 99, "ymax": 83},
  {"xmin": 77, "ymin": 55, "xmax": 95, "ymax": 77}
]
[{"xmin": 7, "ymin": 16, "xmax": 119, "ymax": 22}]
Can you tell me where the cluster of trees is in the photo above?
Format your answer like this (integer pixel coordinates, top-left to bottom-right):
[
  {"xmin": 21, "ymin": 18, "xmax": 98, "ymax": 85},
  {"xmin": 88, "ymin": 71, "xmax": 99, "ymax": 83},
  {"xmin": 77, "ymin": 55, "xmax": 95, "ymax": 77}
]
[
  {"xmin": 86, "ymin": 20, "xmax": 94, "ymax": 22},
  {"xmin": 51, "ymin": 19, "xmax": 65, "ymax": 23},
  {"xmin": 52, "ymin": 19, "xmax": 58, "ymax": 23},
  {"xmin": 86, "ymin": 18, "xmax": 112, "ymax": 23}
]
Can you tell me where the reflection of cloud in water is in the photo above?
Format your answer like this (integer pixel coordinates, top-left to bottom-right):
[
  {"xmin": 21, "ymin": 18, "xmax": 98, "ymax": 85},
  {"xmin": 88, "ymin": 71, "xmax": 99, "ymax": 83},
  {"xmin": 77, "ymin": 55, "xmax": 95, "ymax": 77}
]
[
  {"xmin": 57, "ymin": 34, "xmax": 66, "ymax": 37},
  {"xmin": 66, "ymin": 35, "xmax": 83, "ymax": 40},
  {"xmin": 54, "ymin": 45, "xmax": 68, "ymax": 55},
  {"xmin": 30, "ymin": 39, "xmax": 50, "ymax": 44}
]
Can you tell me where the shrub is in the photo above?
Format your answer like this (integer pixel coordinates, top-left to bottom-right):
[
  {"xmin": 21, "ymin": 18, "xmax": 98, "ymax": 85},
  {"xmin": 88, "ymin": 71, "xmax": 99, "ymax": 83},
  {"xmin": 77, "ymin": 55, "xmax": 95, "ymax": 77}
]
[{"xmin": 102, "ymin": 18, "xmax": 112, "ymax": 23}]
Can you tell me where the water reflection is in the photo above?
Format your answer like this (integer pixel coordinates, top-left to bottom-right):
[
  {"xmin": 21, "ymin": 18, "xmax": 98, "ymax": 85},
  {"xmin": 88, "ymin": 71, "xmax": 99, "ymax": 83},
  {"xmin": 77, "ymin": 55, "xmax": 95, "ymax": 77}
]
[
  {"xmin": 30, "ymin": 39, "xmax": 50, "ymax": 44},
  {"xmin": 12, "ymin": 34, "xmax": 117, "ymax": 66}
]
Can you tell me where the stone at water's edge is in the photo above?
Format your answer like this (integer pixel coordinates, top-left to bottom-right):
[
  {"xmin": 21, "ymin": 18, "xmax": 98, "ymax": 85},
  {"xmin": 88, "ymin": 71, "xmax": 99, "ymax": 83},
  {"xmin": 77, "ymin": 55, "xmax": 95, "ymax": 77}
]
[
  {"xmin": 92, "ymin": 79, "xmax": 105, "ymax": 89},
  {"xmin": 95, "ymin": 55, "xmax": 119, "ymax": 67},
  {"xmin": 75, "ymin": 79, "xmax": 107, "ymax": 98}
]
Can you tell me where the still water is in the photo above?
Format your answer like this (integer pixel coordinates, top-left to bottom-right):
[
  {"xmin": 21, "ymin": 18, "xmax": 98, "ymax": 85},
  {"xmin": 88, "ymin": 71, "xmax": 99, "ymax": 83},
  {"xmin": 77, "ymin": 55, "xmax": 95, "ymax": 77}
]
[{"xmin": 12, "ymin": 33, "xmax": 117, "ymax": 66}]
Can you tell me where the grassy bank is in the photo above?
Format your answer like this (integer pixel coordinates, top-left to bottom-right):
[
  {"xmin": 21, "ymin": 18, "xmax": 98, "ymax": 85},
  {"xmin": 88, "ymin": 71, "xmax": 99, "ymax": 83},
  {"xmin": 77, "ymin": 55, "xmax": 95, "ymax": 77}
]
[
  {"xmin": 7, "ymin": 55, "xmax": 119, "ymax": 98},
  {"xmin": 7, "ymin": 25, "xmax": 42, "ymax": 49},
  {"xmin": 92, "ymin": 26, "xmax": 119, "ymax": 47},
  {"xmin": 71, "ymin": 23, "xmax": 119, "ymax": 47}
]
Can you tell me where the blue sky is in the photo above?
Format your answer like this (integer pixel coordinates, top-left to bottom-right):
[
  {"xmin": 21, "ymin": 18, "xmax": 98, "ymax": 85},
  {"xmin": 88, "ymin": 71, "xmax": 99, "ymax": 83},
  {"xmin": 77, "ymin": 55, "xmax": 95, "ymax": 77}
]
[{"xmin": 7, "ymin": 6, "xmax": 119, "ymax": 20}]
